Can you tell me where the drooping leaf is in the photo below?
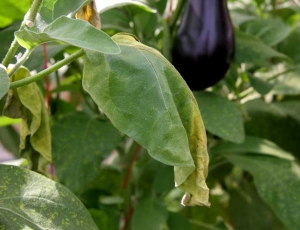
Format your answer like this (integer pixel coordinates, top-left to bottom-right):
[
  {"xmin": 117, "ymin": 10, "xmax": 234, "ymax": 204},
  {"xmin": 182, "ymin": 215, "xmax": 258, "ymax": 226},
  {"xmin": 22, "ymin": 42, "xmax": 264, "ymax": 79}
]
[
  {"xmin": 83, "ymin": 33, "xmax": 210, "ymax": 206},
  {"xmin": 0, "ymin": 164, "xmax": 97, "ymax": 230},
  {"xmin": 3, "ymin": 67, "xmax": 51, "ymax": 173},
  {"xmin": 0, "ymin": 126, "xmax": 20, "ymax": 157},
  {"xmin": 51, "ymin": 112, "xmax": 122, "ymax": 194},
  {"xmin": 242, "ymin": 17, "xmax": 292, "ymax": 46},
  {"xmin": 226, "ymin": 154, "xmax": 300, "ymax": 230},
  {"xmin": 245, "ymin": 99, "xmax": 300, "ymax": 158},
  {"xmin": 131, "ymin": 198, "xmax": 168, "ymax": 230},
  {"xmin": 211, "ymin": 135, "xmax": 294, "ymax": 161},
  {"xmin": 234, "ymin": 30, "xmax": 288, "ymax": 65},
  {"xmin": 193, "ymin": 91, "xmax": 245, "ymax": 143},
  {"xmin": 229, "ymin": 180, "xmax": 288, "ymax": 230},
  {"xmin": 15, "ymin": 16, "xmax": 120, "ymax": 54},
  {"xmin": 0, "ymin": 65, "xmax": 9, "ymax": 100}
]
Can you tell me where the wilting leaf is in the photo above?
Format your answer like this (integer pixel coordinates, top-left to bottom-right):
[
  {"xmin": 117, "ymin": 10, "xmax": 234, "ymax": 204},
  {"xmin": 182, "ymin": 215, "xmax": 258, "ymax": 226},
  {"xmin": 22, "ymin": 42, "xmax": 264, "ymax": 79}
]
[
  {"xmin": 0, "ymin": 65, "xmax": 9, "ymax": 100},
  {"xmin": 3, "ymin": 66, "xmax": 51, "ymax": 173},
  {"xmin": 226, "ymin": 154, "xmax": 300, "ymax": 230},
  {"xmin": 83, "ymin": 34, "xmax": 210, "ymax": 206},
  {"xmin": 193, "ymin": 91, "xmax": 245, "ymax": 143},
  {"xmin": 0, "ymin": 164, "xmax": 97, "ymax": 229},
  {"xmin": 51, "ymin": 112, "xmax": 122, "ymax": 194},
  {"xmin": 15, "ymin": 16, "xmax": 120, "ymax": 54}
]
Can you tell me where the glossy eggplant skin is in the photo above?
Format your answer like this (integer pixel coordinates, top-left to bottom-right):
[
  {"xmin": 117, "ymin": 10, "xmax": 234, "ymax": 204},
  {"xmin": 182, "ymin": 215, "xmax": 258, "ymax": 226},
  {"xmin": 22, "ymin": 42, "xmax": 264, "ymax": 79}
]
[{"xmin": 172, "ymin": 0, "xmax": 234, "ymax": 90}]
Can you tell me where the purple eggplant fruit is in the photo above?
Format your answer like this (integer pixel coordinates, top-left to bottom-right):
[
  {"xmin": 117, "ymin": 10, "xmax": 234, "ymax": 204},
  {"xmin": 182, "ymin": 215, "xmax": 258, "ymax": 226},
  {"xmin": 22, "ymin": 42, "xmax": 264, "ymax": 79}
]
[{"xmin": 172, "ymin": 0, "xmax": 234, "ymax": 90}]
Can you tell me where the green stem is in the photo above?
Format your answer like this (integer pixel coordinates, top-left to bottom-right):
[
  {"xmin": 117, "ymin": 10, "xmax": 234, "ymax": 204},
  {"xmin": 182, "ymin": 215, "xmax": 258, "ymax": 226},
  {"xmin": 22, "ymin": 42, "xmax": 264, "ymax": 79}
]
[
  {"xmin": 26, "ymin": 0, "xmax": 43, "ymax": 24},
  {"xmin": 169, "ymin": 0, "xmax": 185, "ymax": 34},
  {"xmin": 1, "ymin": 0, "xmax": 43, "ymax": 67},
  {"xmin": 8, "ymin": 49, "xmax": 33, "ymax": 77},
  {"xmin": 10, "ymin": 49, "xmax": 85, "ymax": 89}
]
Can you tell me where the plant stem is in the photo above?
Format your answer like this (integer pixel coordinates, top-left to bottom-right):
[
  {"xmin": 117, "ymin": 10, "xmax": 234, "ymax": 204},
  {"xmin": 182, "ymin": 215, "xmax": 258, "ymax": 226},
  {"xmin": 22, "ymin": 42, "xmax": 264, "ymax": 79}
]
[
  {"xmin": 169, "ymin": 0, "xmax": 185, "ymax": 34},
  {"xmin": 8, "ymin": 49, "xmax": 33, "ymax": 77},
  {"xmin": 26, "ymin": 0, "xmax": 43, "ymax": 24},
  {"xmin": 1, "ymin": 0, "xmax": 43, "ymax": 67},
  {"xmin": 10, "ymin": 49, "xmax": 85, "ymax": 89}
]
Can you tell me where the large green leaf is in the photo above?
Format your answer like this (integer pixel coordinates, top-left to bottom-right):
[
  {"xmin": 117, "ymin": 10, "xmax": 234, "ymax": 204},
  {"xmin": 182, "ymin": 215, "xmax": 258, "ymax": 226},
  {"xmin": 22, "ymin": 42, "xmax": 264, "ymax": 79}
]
[
  {"xmin": 0, "ymin": 164, "xmax": 97, "ymax": 229},
  {"xmin": 51, "ymin": 112, "xmax": 122, "ymax": 194},
  {"xmin": 193, "ymin": 92, "xmax": 245, "ymax": 144},
  {"xmin": 226, "ymin": 154, "xmax": 300, "ymax": 230},
  {"xmin": 229, "ymin": 180, "xmax": 288, "ymax": 230},
  {"xmin": 242, "ymin": 17, "xmax": 291, "ymax": 46},
  {"xmin": 234, "ymin": 30, "xmax": 288, "ymax": 65},
  {"xmin": 0, "ymin": 66, "xmax": 9, "ymax": 100},
  {"xmin": 3, "ymin": 67, "xmax": 51, "ymax": 173},
  {"xmin": 131, "ymin": 198, "xmax": 168, "ymax": 230},
  {"xmin": 211, "ymin": 135, "xmax": 294, "ymax": 161},
  {"xmin": 83, "ymin": 34, "xmax": 210, "ymax": 206},
  {"xmin": 245, "ymin": 99, "xmax": 300, "ymax": 158},
  {"xmin": 15, "ymin": 16, "xmax": 120, "ymax": 54}
]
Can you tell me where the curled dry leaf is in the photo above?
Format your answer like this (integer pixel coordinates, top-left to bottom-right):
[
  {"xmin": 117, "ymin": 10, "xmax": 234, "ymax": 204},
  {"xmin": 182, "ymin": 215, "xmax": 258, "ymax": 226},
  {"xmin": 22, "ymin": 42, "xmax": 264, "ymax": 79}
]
[{"xmin": 3, "ymin": 66, "xmax": 51, "ymax": 174}]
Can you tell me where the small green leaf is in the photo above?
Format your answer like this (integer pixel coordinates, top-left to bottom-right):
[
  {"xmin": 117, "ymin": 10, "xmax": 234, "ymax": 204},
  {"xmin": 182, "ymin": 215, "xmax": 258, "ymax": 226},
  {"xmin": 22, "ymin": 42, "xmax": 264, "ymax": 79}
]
[
  {"xmin": 3, "ymin": 67, "xmax": 51, "ymax": 173},
  {"xmin": 248, "ymin": 74, "xmax": 274, "ymax": 95},
  {"xmin": 0, "ymin": 66, "xmax": 9, "ymax": 100},
  {"xmin": 15, "ymin": 16, "xmax": 120, "ymax": 54},
  {"xmin": 131, "ymin": 198, "xmax": 168, "ymax": 230},
  {"xmin": 0, "ymin": 164, "xmax": 97, "ymax": 230},
  {"xmin": 234, "ymin": 30, "xmax": 288, "ymax": 65},
  {"xmin": 83, "ymin": 33, "xmax": 210, "ymax": 206},
  {"xmin": 51, "ymin": 112, "xmax": 122, "ymax": 194},
  {"xmin": 211, "ymin": 135, "xmax": 294, "ymax": 160},
  {"xmin": 226, "ymin": 154, "xmax": 300, "ymax": 230},
  {"xmin": 34, "ymin": 0, "xmax": 89, "ymax": 31},
  {"xmin": 193, "ymin": 91, "xmax": 245, "ymax": 143}
]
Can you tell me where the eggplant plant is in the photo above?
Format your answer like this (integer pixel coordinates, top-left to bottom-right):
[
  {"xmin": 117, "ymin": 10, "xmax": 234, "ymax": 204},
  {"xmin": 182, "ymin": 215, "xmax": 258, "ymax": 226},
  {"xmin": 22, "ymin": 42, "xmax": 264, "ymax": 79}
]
[
  {"xmin": 172, "ymin": 0, "xmax": 234, "ymax": 90},
  {"xmin": 0, "ymin": 0, "xmax": 300, "ymax": 230}
]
